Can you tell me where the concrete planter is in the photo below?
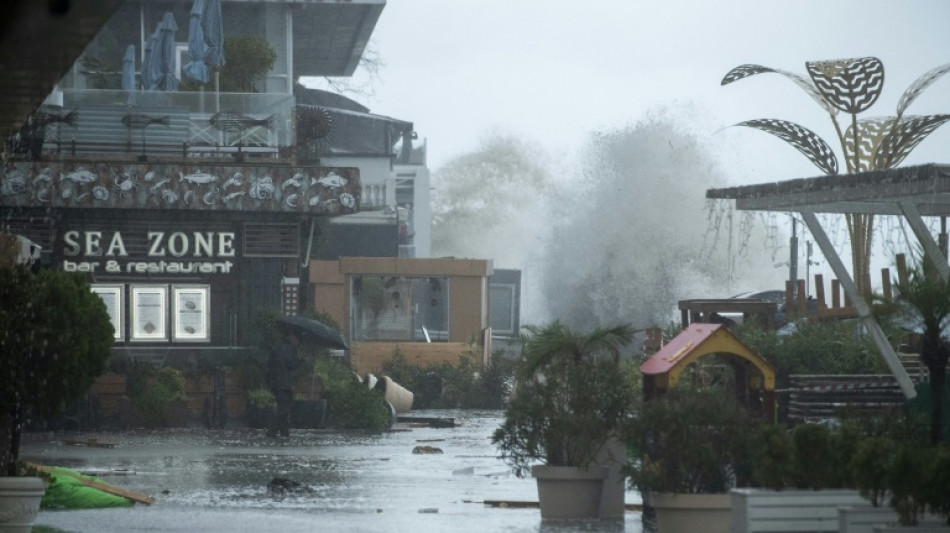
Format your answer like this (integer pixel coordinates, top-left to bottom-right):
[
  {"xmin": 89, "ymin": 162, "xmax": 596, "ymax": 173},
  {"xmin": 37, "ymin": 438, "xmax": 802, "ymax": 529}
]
[
  {"xmin": 872, "ymin": 524, "xmax": 950, "ymax": 533},
  {"xmin": 0, "ymin": 477, "xmax": 48, "ymax": 533},
  {"xmin": 532, "ymin": 465, "xmax": 607, "ymax": 520},
  {"xmin": 650, "ymin": 492, "xmax": 731, "ymax": 533},
  {"xmin": 839, "ymin": 505, "xmax": 947, "ymax": 533},
  {"xmin": 732, "ymin": 488, "xmax": 868, "ymax": 533}
]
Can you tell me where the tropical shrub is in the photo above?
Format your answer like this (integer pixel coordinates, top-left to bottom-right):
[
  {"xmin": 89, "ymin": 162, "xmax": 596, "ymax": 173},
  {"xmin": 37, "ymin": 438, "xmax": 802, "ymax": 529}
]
[
  {"xmin": 0, "ymin": 265, "xmax": 114, "ymax": 475},
  {"xmin": 493, "ymin": 322, "xmax": 637, "ymax": 477}
]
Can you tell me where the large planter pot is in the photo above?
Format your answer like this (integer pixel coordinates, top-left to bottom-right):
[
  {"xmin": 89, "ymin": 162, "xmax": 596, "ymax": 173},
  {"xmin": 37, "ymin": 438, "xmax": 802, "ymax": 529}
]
[
  {"xmin": 838, "ymin": 505, "xmax": 947, "ymax": 532},
  {"xmin": 731, "ymin": 488, "xmax": 868, "ymax": 533},
  {"xmin": 872, "ymin": 524, "xmax": 950, "ymax": 533},
  {"xmin": 650, "ymin": 492, "xmax": 731, "ymax": 533},
  {"xmin": 532, "ymin": 465, "xmax": 607, "ymax": 520},
  {"xmin": 0, "ymin": 477, "xmax": 48, "ymax": 532}
]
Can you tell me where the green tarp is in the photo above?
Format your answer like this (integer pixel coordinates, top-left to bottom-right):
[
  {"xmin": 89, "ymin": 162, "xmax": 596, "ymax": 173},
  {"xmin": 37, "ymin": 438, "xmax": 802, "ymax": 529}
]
[{"xmin": 41, "ymin": 467, "xmax": 134, "ymax": 509}]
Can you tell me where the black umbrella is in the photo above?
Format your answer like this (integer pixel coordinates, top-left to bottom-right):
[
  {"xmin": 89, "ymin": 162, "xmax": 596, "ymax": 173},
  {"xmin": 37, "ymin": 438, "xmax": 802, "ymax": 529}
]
[{"xmin": 276, "ymin": 314, "xmax": 347, "ymax": 350}]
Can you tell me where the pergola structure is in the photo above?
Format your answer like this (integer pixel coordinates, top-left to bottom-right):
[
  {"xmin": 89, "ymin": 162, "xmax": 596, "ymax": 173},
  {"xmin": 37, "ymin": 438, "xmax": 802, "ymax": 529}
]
[{"xmin": 707, "ymin": 163, "xmax": 950, "ymax": 399}]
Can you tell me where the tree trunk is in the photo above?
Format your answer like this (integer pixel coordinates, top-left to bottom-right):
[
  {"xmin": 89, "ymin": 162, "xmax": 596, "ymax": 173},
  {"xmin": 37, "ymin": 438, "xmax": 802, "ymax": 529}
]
[
  {"xmin": 0, "ymin": 408, "xmax": 22, "ymax": 477},
  {"xmin": 929, "ymin": 355, "xmax": 947, "ymax": 445}
]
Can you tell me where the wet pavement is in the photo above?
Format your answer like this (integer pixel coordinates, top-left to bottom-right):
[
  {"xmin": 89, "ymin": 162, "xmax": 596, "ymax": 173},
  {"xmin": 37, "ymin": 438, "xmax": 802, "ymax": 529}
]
[{"xmin": 20, "ymin": 409, "xmax": 644, "ymax": 532}]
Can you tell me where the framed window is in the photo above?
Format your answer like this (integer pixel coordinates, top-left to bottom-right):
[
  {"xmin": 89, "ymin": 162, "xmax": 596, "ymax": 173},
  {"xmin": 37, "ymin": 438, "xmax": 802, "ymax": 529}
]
[
  {"xmin": 130, "ymin": 285, "xmax": 167, "ymax": 341},
  {"xmin": 172, "ymin": 285, "xmax": 210, "ymax": 342},
  {"xmin": 489, "ymin": 283, "xmax": 517, "ymax": 336},
  {"xmin": 91, "ymin": 285, "xmax": 124, "ymax": 341},
  {"xmin": 350, "ymin": 275, "xmax": 448, "ymax": 342}
]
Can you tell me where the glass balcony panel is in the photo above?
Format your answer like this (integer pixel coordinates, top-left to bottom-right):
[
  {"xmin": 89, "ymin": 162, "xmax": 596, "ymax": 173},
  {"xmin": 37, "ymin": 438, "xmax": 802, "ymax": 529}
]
[{"xmin": 39, "ymin": 89, "xmax": 294, "ymax": 160}]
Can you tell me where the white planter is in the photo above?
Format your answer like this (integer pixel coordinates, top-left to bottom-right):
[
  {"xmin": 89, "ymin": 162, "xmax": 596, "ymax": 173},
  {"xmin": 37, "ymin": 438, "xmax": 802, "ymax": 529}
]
[
  {"xmin": 650, "ymin": 492, "xmax": 731, "ymax": 533},
  {"xmin": 731, "ymin": 488, "xmax": 868, "ymax": 533},
  {"xmin": 532, "ymin": 465, "xmax": 607, "ymax": 520},
  {"xmin": 0, "ymin": 476, "xmax": 48, "ymax": 533},
  {"xmin": 872, "ymin": 527, "xmax": 950, "ymax": 533},
  {"xmin": 840, "ymin": 505, "xmax": 903, "ymax": 533}
]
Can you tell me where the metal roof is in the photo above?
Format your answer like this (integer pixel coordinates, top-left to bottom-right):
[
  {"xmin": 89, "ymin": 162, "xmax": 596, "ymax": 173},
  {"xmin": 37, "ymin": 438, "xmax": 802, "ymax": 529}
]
[
  {"xmin": 706, "ymin": 164, "xmax": 950, "ymax": 216},
  {"xmin": 290, "ymin": 1, "xmax": 384, "ymax": 78},
  {"xmin": 0, "ymin": 0, "xmax": 126, "ymax": 140}
]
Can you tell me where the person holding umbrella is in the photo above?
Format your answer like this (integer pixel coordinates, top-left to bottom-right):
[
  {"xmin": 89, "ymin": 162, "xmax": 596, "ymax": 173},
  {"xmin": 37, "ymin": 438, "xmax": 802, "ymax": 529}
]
[{"xmin": 266, "ymin": 332, "xmax": 301, "ymax": 438}]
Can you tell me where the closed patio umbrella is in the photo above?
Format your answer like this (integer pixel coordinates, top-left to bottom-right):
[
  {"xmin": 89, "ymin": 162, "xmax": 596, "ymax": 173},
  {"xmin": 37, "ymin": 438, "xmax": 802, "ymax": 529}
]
[
  {"xmin": 183, "ymin": 0, "xmax": 209, "ymax": 84},
  {"xmin": 151, "ymin": 12, "xmax": 179, "ymax": 91}
]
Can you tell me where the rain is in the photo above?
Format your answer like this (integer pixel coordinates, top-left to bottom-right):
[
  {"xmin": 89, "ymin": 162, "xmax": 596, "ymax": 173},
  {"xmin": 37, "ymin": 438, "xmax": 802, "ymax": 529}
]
[{"xmin": 3, "ymin": 1, "xmax": 950, "ymax": 533}]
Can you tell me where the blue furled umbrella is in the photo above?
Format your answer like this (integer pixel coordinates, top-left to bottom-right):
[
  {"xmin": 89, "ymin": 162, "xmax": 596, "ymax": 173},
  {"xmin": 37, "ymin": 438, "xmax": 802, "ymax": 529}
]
[
  {"xmin": 152, "ymin": 12, "xmax": 179, "ymax": 91},
  {"xmin": 122, "ymin": 44, "xmax": 137, "ymax": 105},
  {"xmin": 121, "ymin": 45, "xmax": 136, "ymax": 91},
  {"xmin": 202, "ymin": 0, "xmax": 225, "ymax": 71},
  {"xmin": 141, "ymin": 29, "xmax": 159, "ymax": 90},
  {"xmin": 183, "ymin": 0, "xmax": 209, "ymax": 84}
]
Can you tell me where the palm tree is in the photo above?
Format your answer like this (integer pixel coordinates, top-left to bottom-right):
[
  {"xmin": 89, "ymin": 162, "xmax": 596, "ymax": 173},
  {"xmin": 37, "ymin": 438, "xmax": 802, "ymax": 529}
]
[
  {"xmin": 518, "ymin": 321, "xmax": 637, "ymax": 377},
  {"xmin": 494, "ymin": 321, "xmax": 637, "ymax": 475},
  {"xmin": 893, "ymin": 255, "xmax": 950, "ymax": 444},
  {"xmin": 722, "ymin": 58, "xmax": 950, "ymax": 295}
]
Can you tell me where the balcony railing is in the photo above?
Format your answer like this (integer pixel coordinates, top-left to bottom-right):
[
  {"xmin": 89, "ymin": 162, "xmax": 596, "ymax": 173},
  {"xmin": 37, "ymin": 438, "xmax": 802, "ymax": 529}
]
[{"xmin": 34, "ymin": 89, "xmax": 295, "ymax": 160}]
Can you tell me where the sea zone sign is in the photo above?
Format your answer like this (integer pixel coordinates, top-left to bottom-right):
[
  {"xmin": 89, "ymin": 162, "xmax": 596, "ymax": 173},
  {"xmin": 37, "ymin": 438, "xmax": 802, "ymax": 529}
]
[{"xmin": 62, "ymin": 230, "xmax": 236, "ymax": 274}]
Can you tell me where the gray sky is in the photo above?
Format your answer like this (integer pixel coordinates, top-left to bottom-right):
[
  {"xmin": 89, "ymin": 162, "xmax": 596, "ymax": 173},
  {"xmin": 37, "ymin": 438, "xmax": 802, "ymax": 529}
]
[
  {"xmin": 362, "ymin": 0, "xmax": 949, "ymax": 185},
  {"xmin": 341, "ymin": 0, "xmax": 950, "ymax": 298}
]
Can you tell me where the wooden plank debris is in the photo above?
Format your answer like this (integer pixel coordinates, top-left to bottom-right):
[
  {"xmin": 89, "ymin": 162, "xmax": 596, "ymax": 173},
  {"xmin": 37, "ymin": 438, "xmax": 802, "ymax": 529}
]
[
  {"xmin": 397, "ymin": 416, "xmax": 456, "ymax": 428},
  {"xmin": 63, "ymin": 438, "xmax": 116, "ymax": 448},
  {"xmin": 480, "ymin": 500, "xmax": 643, "ymax": 511},
  {"xmin": 26, "ymin": 462, "xmax": 155, "ymax": 505}
]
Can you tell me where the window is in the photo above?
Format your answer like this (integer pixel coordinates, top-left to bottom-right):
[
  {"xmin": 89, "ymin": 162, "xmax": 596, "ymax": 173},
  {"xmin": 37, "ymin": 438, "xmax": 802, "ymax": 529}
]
[
  {"xmin": 93, "ymin": 283, "xmax": 212, "ymax": 343},
  {"xmin": 490, "ymin": 284, "xmax": 517, "ymax": 336},
  {"xmin": 91, "ymin": 285, "xmax": 124, "ymax": 341},
  {"xmin": 130, "ymin": 285, "xmax": 168, "ymax": 341},
  {"xmin": 351, "ymin": 275, "xmax": 448, "ymax": 342}
]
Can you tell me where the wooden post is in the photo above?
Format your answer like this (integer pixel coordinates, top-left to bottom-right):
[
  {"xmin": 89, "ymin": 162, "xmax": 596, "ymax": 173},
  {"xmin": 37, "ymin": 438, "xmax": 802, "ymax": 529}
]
[
  {"xmin": 785, "ymin": 280, "xmax": 796, "ymax": 319},
  {"xmin": 896, "ymin": 253, "xmax": 908, "ymax": 288},
  {"xmin": 797, "ymin": 280, "xmax": 807, "ymax": 315},
  {"xmin": 881, "ymin": 268, "xmax": 892, "ymax": 301},
  {"xmin": 814, "ymin": 274, "xmax": 826, "ymax": 310},
  {"xmin": 832, "ymin": 279, "xmax": 842, "ymax": 309}
]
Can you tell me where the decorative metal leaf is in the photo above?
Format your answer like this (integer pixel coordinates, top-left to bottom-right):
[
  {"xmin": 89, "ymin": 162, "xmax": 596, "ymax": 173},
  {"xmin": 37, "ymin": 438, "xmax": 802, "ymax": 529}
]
[
  {"xmin": 805, "ymin": 57, "xmax": 884, "ymax": 114},
  {"xmin": 896, "ymin": 63, "xmax": 950, "ymax": 118},
  {"xmin": 721, "ymin": 64, "xmax": 777, "ymax": 85},
  {"xmin": 874, "ymin": 114, "xmax": 950, "ymax": 169},
  {"xmin": 735, "ymin": 118, "xmax": 838, "ymax": 175},
  {"xmin": 722, "ymin": 64, "xmax": 838, "ymax": 115},
  {"xmin": 844, "ymin": 117, "xmax": 896, "ymax": 172}
]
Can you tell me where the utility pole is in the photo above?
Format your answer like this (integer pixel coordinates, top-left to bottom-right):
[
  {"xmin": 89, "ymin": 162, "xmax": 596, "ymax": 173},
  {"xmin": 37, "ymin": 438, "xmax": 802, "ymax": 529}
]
[{"xmin": 789, "ymin": 218, "xmax": 799, "ymax": 301}]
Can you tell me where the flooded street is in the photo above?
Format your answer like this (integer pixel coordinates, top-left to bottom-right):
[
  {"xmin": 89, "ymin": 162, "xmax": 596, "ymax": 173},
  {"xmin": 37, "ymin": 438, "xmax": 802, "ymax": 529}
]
[{"xmin": 21, "ymin": 409, "xmax": 643, "ymax": 532}]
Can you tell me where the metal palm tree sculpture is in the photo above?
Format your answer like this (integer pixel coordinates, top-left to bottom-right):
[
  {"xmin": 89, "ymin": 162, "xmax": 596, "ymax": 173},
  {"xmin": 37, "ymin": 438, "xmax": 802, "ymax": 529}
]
[{"xmin": 722, "ymin": 57, "xmax": 950, "ymax": 294}]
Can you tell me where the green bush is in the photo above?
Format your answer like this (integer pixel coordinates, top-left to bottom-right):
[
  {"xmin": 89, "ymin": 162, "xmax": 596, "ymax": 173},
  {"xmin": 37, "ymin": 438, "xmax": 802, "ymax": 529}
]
[
  {"xmin": 380, "ymin": 346, "xmax": 516, "ymax": 409},
  {"xmin": 314, "ymin": 357, "xmax": 390, "ymax": 430},
  {"xmin": 1, "ymin": 265, "xmax": 114, "ymax": 475},
  {"xmin": 626, "ymin": 386, "xmax": 759, "ymax": 494},
  {"xmin": 248, "ymin": 387, "xmax": 276, "ymax": 410},
  {"xmin": 737, "ymin": 320, "xmax": 891, "ymax": 377},
  {"xmin": 126, "ymin": 366, "xmax": 187, "ymax": 426}
]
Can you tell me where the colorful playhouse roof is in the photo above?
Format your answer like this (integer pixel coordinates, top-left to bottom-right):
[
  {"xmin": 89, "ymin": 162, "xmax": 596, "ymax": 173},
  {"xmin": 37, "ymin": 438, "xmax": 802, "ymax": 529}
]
[{"xmin": 640, "ymin": 323, "xmax": 776, "ymax": 390}]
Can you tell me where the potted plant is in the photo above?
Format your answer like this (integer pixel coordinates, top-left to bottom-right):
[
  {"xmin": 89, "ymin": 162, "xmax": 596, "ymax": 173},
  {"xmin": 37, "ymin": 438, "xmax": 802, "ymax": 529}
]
[
  {"xmin": 0, "ymin": 263, "xmax": 114, "ymax": 531},
  {"xmin": 624, "ymin": 385, "xmax": 759, "ymax": 533},
  {"xmin": 492, "ymin": 321, "xmax": 637, "ymax": 520}
]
